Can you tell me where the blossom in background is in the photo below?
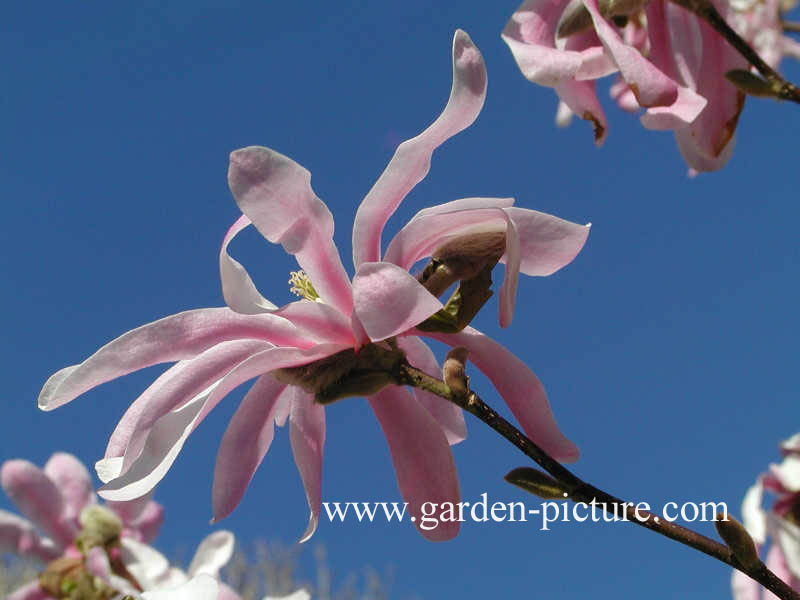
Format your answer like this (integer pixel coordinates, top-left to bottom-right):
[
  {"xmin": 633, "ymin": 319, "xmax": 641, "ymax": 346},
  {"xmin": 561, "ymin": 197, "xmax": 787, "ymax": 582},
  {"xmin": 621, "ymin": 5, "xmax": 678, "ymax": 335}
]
[
  {"xmin": 0, "ymin": 453, "xmax": 238, "ymax": 600},
  {"xmin": 732, "ymin": 433, "xmax": 800, "ymax": 598},
  {"xmin": 38, "ymin": 30, "xmax": 589, "ymax": 543},
  {"xmin": 501, "ymin": 0, "xmax": 790, "ymax": 172},
  {"xmin": 729, "ymin": 0, "xmax": 800, "ymax": 69}
]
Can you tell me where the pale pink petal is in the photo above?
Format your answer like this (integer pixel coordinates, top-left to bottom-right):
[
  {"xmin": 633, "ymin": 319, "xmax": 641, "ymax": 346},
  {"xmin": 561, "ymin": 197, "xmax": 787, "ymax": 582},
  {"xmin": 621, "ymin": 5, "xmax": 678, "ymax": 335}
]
[
  {"xmin": 384, "ymin": 204, "xmax": 509, "ymax": 270},
  {"xmin": 501, "ymin": 0, "xmax": 585, "ymax": 86},
  {"xmin": 368, "ymin": 386, "xmax": 460, "ymax": 541},
  {"xmin": 39, "ymin": 308, "xmax": 310, "ymax": 412},
  {"xmin": 770, "ymin": 513, "xmax": 800, "ymax": 579},
  {"xmin": 352, "ymin": 262, "xmax": 442, "ymax": 341},
  {"xmin": 5, "ymin": 581, "xmax": 54, "ymax": 600},
  {"xmin": 499, "ymin": 213, "xmax": 521, "ymax": 328},
  {"xmin": 85, "ymin": 545, "xmax": 112, "ymax": 580},
  {"xmin": 396, "ymin": 336, "xmax": 467, "ymax": 444},
  {"xmin": 0, "ymin": 460, "xmax": 76, "ymax": 548},
  {"xmin": 212, "ymin": 375, "xmax": 289, "ymax": 522},
  {"xmin": 227, "ymin": 147, "xmax": 353, "ymax": 316},
  {"xmin": 274, "ymin": 301, "xmax": 355, "ymax": 345},
  {"xmin": 640, "ymin": 86, "xmax": 707, "ymax": 130},
  {"xmin": 119, "ymin": 536, "xmax": 171, "ymax": 589},
  {"xmin": 103, "ymin": 340, "xmax": 274, "ymax": 472},
  {"xmin": 675, "ymin": 129, "xmax": 737, "ymax": 172},
  {"xmin": 352, "ymin": 30, "xmax": 487, "ymax": 268},
  {"xmin": 219, "ymin": 583, "xmax": 245, "ymax": 600},
  {"xmin": 503, "ymin": 207, "xmax": 590, "ymax": 277},
  {"xmin": 289, "ymin": 389, "xmax": 325, "ymax": 543},
  {"xmin": 583, "ymin": 0, "xmax": 678, "ymax": 107},
  {"xmin": 782, "ymin": 433, "xmax": 800, "ymax": 456},
  {"xmin": 219, "ymin": 215, "xmax": 279, "ymax": 314},
  {"xmin": 0, "ymin": 509, "xmax": 59, "ymax": 561},
  {"xmin": 188, "ymin": 530, "xmax": 234, "ymax": 577},
  {"xmin": 43, "ymin": 453, "xmax": 96, "ymax": 524},
  {"xmin": 421, "ymin": 326, "xmax": 579, "ymax": 462},
  {"xmin": 106, "ymin": 491, "xmax": 155, "ymax": 524},
  {"xmin": 742, "ymin": 478, "xmax": 767, "ymax": 545},
  {"xmin": 99, "ymin": 344, "xmax": 346, "ymax": 501},
  {"xmin": 765, "ymin": 543, "xmax": 792, "ymax": 600},
  {"xmin": 770, "ymin": 456, "xmax": 800, "ymax": 493},
  {"xmin": 409, "ymin": 197, "xmax": 515, "ymax": 221},
  {"xmin": 554, "ymin": 79, "xmax": 608, "ymax": 145}
]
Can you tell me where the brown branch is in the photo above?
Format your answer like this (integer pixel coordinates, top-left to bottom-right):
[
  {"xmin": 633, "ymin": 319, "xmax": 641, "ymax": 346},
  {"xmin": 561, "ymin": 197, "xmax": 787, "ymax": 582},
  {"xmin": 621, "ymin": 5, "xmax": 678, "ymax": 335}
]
[{"xmin": 394, "ymin": 361, "xmax": 800, "ymax": 600}]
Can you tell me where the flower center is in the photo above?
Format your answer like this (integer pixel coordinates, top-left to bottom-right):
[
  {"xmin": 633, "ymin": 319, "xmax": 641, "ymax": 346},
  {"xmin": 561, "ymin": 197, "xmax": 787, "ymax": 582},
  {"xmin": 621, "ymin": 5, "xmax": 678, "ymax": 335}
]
[{"xmin": 288, "ymin": 270, "xmax": 321, "ymax": 302}]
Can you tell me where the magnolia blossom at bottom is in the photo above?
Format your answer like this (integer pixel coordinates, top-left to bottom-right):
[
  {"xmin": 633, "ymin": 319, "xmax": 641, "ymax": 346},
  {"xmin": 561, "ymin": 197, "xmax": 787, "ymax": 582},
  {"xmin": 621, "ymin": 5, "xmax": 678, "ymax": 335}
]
[
  {"xmin": 732, "ymin": 432, "xmax": 800, "ymax": 598},
  {"xmin": 0, "ymin": 453, "xmax": 239, "ymax": 600}
]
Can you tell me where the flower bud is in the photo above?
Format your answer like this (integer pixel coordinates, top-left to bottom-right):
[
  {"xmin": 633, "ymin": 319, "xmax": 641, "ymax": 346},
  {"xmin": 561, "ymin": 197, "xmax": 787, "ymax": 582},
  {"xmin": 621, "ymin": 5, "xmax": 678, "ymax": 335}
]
[
  {"xmin": 76, "ymin": 505, "xmax": 123, "ymax": 552},
  {"xmin": 442, "ymin": 347, "xmax": 470, "ymax": 397},
  {"xmin": 505, "ymin": 467, "xmax": 569, "ymax": 500},
  {"xmin": 715, "ymin": 513, "xmax": 761, "ymax": 570}
]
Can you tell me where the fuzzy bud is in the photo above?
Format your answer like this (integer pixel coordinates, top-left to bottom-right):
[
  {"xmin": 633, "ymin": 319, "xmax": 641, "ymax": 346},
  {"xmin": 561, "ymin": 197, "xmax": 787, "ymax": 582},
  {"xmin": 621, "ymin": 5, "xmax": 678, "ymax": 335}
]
[
  {"xmin": 715, "ymin": 513, "xmax": 761, "ymax": 570},
  {"xmin": 505, "ymin": 467, "xmax": 569, "ymax": 500},
  {"xmin": 442, "ymin": 347, "xmax": 470, "ymax": 397}
]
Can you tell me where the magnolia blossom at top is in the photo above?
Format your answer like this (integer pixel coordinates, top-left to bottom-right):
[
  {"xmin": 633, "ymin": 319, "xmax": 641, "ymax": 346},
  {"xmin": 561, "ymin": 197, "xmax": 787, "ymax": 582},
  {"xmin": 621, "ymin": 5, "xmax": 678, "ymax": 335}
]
[
  {"xmin": 37, "ymin": 30, "xmax": 590, "ymax": 543},
  {"xmin": 732, "ymin": 433, "xmax": 800, "ymax": 599},
  {"xmin": 0, "ymin": 453, "xmax": 240, "ymax": 600},
  {"xmin": 502, "ymin": 0, "xmax": 762, "ymax": 172},
  {"xmin": 729, "ymin": 0, "xmax": 800, "ymax": 69}
]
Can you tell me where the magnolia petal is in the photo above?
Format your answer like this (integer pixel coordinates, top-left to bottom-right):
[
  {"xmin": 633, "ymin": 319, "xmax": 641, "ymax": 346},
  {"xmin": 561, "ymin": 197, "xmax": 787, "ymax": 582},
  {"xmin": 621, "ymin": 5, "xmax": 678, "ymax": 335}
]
[
  {"xmin": 423, "ymin": 326, "xmax": 579, "ymax": 462},
  {"xmin": 289, "ymin": 389, "xmax": 325, "ymax": 543},
  {"xmin": 106, "ymin": 340, "xmax": 274, "ymax": 472},
  {"xmin": 188, "ymin": 530, "xmax": 235, "ymax": 578},
  {"xmin": 218, "ymin": 583, "xmax": 245, "ymax": 600},
  {"xmin": 503, "ymin": 207, "xmax": 590, "ymax": 276},
  {"xmin": 397, "ymin": 336, "xmax": 467, "ymax": 445},
  {"xmin": 275, "ymin": 301, "xmax": 355, "ymax": 345},
  {"xmin": 220, "ymin": 215, "xmax": 279, "ymax": 314},
  {"xmin": 126, "ymin": 500, "xmax": 164, "ymax": 544},
  {"xmin": 369, "ymin": 386, "xmax": 460, "ymax": 541},
  {"xmin": 120, "ymin": 537, "xmax": 171, "ymax": 590},
  {"xmin": 554, "ymin": 79, "xmax": 608, "ymax": 145},
  {"xmin": 0, "ymin": 460, "xmax": 76, "ymax": 548},
  {"xmin": 0, "ymin": 509, "xmax": 59, "ymax": 561},
  {"xmin": 771, "ymin": 456, "xmax": 800, "ymax": 493},
  {"xmin": 352, "ymin": 30, "xmax": 487, "ymax": 268},
  {"xmin": 100, "ymin": 344, "xmax": 346, "ymax": 501},
  {"xmin": 782, "ymin": 433, "xmax": 800, "ymax": 456},
  {"xmin": 409, "ymin": 197, "xmax": 515, "ymax": 222},
  {"xmin": 501, "ymin": 0, "xmax": 585, "ymax": 86},
  {"xmin": 212, "ymin": 375, "xmax": 289, "ymax": 522},
  {"xmin": 583, "ymin": 0, "xmax": 678, "ymax": 107},
  {"xmin": 499, "ymin": 212, "xmax": 521, "ymax": 328},
  {"xmin": 352, "ymin": 262, "xmax": 442, "ymax": 341},
  {"xmin": 43, "ymin": 453, "xmax": 96, "ymax": 524},
  {"xmin": 770, "ymin": 512, "xmax": 800, "ymax": 579},
  {"xmin": 264, "ymin": 590, "xmax": 312, "ymax": 600},
  {"xmin": 640, "ymin": 86, "xmax": 707, "ymax": 130},
  {"xmin": 5, "ymin": 581, "xmax": 54, "ymax": 600},
  {"xmin": 227, "ymin": 147, "xmax": 353, "ymax": 316},
  {"xmin": 384, "ymin": 204, "xmax": 510, "ymax": 271},
  {"xmin": 741, "ymin": 477, "xmax": 767, "ymax": 545},
  {"xmin": 39, "ymin": 308, "xmax": 308, "ymax": 412},
  {"xmin": 140, "ymin": 575, "xmax": 219, "ymax": 600}
]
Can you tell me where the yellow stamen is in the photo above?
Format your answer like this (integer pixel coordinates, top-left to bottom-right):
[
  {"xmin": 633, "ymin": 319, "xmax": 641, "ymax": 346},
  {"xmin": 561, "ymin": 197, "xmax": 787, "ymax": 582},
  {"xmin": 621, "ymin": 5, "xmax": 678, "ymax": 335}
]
[{"xmin": 288, "ymin": 270, "xmax": 321, "ymax": 302}]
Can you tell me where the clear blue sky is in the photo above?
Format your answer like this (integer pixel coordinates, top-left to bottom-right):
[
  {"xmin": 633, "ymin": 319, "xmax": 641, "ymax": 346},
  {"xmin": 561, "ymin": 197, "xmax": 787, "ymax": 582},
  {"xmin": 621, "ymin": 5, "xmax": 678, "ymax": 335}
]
[{"xmin": 3, "ymin": 2, "xmax": 800, "ymax": 598}]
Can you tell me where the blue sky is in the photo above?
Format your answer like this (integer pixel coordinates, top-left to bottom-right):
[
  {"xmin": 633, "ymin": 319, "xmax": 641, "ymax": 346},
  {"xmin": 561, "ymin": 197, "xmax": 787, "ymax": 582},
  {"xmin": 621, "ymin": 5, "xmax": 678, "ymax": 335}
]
[{"xmin": 3, "ymin": 1, "xmax": 800, "ymax": 598}]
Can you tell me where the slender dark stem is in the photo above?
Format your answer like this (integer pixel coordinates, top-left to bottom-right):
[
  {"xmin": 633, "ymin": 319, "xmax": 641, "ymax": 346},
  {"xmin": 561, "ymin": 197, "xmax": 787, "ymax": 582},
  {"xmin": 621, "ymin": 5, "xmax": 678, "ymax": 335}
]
[
  {"xmin": 668, "ymin": 0, "xmax": 800, "ymax": 103},
  {"xmin": 394, "ymin": 361, "xmax": 800, "ymax": 600}
]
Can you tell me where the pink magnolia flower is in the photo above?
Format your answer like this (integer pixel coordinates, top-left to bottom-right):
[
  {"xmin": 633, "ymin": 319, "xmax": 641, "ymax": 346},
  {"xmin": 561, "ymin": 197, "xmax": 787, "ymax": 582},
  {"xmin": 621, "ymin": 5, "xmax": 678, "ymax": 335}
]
[
  {"xmin": 38, "ymin": 30, "xmax": 589, "ymax": 543},
  {"xmin": 729, "ymin": 0, "xmax": 800, "ymax": 69},
  {"xmin": 732, "ymin": 433, "xmax": 800, "ymax": 599},
  {"xmin": 502, "ymin": 0, "xmax": 753, "ymax": 172},
  {"xmin": 1, "ymin": 454, "xmax": 240, "ymax": 600}
]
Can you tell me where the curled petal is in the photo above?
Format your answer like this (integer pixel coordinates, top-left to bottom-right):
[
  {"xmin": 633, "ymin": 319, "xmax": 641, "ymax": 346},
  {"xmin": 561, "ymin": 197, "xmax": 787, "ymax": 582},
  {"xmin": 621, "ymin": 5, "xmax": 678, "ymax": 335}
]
[
  {"xmin": 502, "ymin": 0, "xmax": 585, "ymax": 86},
  {"xmin": 554, "ymin": 79, "xmax": 608, "ymax": 145},
  {"xmin": 0, "ymin": 460, "xmax": 76, "ymax": 548},
  {"xmin": 103, "ymin": 340, "xmax": 273, "ymax": 472},
  {"xmin": 43, "ymin": 453, "xmax": 96, "ymax": 524},
  {"xmin": 583, "ymin": 0, "xmax": 678, "ymax": 107},
  {"xmin": 99, "ymin": 344, "xmax": 346, "ymax": 501},
  {"xmin": 352, "ymin": 29, "xmax": 487, "ymax": 268},
  {"xmin": 212, "ymin": 375, "xmax": 289, "ymax": 522},
  {"xmin": 275, "ymin": 301, "xmax": 356, "ymax": 345},
  {"xmin": 39, "ymin": 308, "xmax": 310, "ymax": 412},
  {"xmin": 397, "ymin": 336, "xmax": 467, "ymax": 445},
  {"xmin": 140, "ymin": 574, "xmax": 219, "ymax": 600},
  {"xmin": 219, "ymin": 215, "xmax": 278, "ymax": 314},
  {"xmin": 120, "ymin": 537, "xmax": 171, "ymax": 590},
  {"xmin": 352, "ymin": 262, "xmax": 442, "ymax": 341},
  {"xmin": 500, "ymin": 213, "xmax": 521, "ymax": 328},
  {"xmin": 741, "ymin": 477, "xmax": 767, "ymax": 545},
  {"xmin": 369, "ymin": 386, "xmax": 460, "ymax": 541},
  {"xmin": 289, "ymin": 389, "xmax": 325, "ymax": 543},
  {"xmin": 227, "ymin": 147, "xmax": 353, "ymax": 316},
  {"xmin": 640, "ymin": 86, "xmax": 707, "ymax": 130},
  {"xmin": 187, "ymin": 530, "xmax": 234, "ymax": 578},
  {"xmin": 422, "ymin": 326, "xmax": 579, "ymax": 462}
]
